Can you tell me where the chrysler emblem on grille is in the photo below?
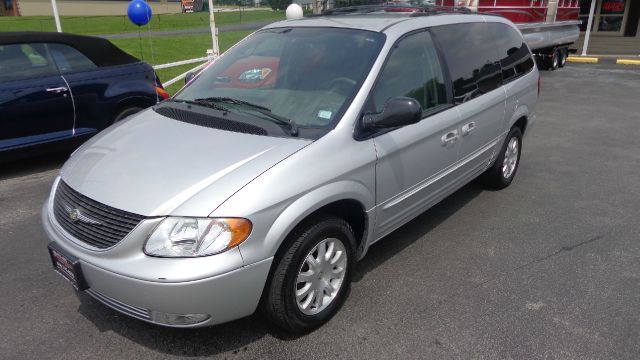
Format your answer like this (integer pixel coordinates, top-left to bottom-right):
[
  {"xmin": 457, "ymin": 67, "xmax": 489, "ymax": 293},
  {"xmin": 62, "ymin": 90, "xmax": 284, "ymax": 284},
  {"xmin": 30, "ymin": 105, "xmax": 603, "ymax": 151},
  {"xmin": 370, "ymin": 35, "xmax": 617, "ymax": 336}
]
[
  {"xmin": 63, "ymin": 204, "xmax": 101, "ymax": 225},
  {"xmin": 69, "ymin": 209, "xmax": 80, "ymax": 222}
]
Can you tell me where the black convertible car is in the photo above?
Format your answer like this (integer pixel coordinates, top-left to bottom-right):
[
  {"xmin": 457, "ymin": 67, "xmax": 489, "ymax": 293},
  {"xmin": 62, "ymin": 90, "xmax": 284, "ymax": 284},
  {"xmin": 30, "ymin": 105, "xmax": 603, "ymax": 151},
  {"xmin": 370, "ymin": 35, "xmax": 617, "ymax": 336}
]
[{"xmin": 0, "ymin": 32, "xmax": 169, "ymax": 162}]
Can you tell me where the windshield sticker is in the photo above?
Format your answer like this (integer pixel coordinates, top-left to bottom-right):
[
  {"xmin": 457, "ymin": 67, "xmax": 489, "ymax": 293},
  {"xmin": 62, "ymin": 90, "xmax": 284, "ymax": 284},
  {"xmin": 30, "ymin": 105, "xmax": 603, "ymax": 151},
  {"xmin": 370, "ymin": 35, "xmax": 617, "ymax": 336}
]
[{"xmin": 317, "ymin": 110, "xmax": 333, "ymax": 120}]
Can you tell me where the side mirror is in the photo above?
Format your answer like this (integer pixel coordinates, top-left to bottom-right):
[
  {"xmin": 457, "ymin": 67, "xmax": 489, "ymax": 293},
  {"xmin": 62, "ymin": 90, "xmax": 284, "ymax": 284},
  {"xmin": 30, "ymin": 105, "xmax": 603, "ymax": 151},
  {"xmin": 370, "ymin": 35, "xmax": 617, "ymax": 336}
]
[
  {"xmin": 362, "ymin": 97, "xmax": 422, "ymax": 129},
  {"xmin": 184, "ymin": 71, "xmax": 197, "ymax": 85}
]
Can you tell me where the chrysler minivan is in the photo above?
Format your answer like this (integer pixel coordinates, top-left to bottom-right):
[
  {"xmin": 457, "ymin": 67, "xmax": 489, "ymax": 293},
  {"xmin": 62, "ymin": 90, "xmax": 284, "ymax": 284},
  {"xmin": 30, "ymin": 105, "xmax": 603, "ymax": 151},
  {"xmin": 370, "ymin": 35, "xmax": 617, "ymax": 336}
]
[{"xmin": 43, "ymin": 7, "xmax": 538, "ymax": 333}]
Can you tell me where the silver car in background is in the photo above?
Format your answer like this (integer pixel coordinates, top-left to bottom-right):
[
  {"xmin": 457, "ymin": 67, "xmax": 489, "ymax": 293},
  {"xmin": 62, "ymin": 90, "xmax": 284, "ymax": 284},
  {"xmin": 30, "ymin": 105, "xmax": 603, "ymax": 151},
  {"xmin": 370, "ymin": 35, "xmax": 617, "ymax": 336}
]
[{"xmin": 43, "ymin": 9, "xmax": 538, "ymax": 333}]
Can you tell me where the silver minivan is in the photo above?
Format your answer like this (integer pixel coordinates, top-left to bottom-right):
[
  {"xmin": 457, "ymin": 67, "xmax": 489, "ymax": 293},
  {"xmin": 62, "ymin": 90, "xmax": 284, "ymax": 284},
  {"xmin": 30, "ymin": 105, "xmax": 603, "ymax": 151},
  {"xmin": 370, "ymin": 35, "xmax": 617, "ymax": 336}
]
[{"xmin": 43, "ymin": 9, "xmax": 538, "ymax": 333}]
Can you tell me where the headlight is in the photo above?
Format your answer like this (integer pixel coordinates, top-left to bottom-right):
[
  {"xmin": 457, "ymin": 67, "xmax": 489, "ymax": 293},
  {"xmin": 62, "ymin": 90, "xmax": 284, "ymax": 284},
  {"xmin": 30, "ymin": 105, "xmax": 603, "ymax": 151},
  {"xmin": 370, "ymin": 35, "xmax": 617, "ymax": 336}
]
[{"xmin": 144, "ymin": 217, "xmax": 252, "ymax": 257}]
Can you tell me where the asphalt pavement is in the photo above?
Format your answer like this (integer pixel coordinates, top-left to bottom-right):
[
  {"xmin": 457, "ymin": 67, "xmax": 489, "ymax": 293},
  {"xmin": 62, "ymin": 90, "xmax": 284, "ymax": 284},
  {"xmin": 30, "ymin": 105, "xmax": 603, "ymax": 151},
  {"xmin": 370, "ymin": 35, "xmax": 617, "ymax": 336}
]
[{"xmin": 1, "ymin": 62, "xmax": 639, "ymax": 359}]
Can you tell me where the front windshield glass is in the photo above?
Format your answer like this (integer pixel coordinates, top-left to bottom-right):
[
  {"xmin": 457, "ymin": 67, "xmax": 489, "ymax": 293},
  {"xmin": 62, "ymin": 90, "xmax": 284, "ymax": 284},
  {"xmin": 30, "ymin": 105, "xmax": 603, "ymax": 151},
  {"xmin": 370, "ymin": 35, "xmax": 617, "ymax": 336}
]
[{"xmin": 174, "ymin": 27, "xmax": 385, "ymax": 136}]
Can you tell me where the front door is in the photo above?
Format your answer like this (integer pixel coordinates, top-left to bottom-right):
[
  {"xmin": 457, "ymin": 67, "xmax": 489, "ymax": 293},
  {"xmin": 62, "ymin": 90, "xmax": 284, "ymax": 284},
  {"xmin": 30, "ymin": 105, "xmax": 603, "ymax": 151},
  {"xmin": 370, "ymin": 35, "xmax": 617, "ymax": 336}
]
[
  {"xmin": 369, "ymin": 31, "xmax": 462, "ymax": 239},
  {"xmin": 0, "ymin": 43, "xmax": 74, "ymax": 150}
]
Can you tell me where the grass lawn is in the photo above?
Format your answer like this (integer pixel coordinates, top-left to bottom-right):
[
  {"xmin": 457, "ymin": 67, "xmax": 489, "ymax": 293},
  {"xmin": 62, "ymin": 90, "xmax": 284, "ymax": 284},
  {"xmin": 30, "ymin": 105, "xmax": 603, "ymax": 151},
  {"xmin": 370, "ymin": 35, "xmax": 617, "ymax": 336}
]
[
  {"xmin": 0, "ymin": 10, "xmax": 283, "ymax": 35},
  {"xmin": 110, "ymin": 31, "xmax": 252, "ymax": 95}
]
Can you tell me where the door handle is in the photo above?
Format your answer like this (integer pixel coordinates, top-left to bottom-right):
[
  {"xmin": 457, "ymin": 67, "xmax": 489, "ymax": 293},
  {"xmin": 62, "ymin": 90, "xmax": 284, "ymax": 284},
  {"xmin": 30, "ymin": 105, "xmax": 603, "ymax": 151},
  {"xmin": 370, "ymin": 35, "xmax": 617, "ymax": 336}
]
[
  {"xmin": 46, "ymin": 86, "xmax": 68, "ymax": 94},
  {"xmin": 441, "ymin": 130, "xmax": 459, "ymax": 146},
  {"xmin": 461, "ymin": 122, "xmax": 476, "ymax": 136}
]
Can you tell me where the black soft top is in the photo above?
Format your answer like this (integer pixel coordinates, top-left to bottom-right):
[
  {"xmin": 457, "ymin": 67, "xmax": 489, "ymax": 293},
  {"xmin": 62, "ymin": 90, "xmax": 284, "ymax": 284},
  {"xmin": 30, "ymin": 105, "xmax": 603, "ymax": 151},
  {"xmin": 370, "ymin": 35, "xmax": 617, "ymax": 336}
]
[{"xmin": 0, "ymin": 31, "xmax": 140, "ymax": 67}]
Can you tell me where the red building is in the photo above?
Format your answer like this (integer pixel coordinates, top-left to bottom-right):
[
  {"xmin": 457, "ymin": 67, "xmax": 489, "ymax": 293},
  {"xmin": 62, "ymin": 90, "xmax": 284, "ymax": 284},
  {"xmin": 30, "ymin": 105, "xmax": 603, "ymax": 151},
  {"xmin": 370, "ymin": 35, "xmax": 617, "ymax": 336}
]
[{"xmin": 435, "ymin": 0, "xmax": 638, "ymax": 37}]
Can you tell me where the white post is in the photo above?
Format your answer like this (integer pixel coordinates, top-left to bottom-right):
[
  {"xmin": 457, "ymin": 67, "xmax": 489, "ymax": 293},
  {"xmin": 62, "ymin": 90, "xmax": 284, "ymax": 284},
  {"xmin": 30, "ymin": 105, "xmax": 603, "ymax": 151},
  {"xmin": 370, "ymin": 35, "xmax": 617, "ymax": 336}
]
[
  {"xmin": 208, "ymin": 0, "xmax": 219, "ymax": 57},
  {"xmin": 581, "ymin": 0, "xmax": 596, "ymax": 56},
  {"xmin": 51, "ymin": 0, "xmax": 62, "ymax": 32}
]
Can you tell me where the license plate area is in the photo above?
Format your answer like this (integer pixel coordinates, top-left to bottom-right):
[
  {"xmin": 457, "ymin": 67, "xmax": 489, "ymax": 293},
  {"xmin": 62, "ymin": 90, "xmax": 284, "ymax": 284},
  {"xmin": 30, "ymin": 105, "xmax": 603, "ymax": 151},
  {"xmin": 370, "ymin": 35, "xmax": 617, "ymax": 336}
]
[{"xmin": 48, "ymin": 242, "xmax": 88, "ymax": 291}]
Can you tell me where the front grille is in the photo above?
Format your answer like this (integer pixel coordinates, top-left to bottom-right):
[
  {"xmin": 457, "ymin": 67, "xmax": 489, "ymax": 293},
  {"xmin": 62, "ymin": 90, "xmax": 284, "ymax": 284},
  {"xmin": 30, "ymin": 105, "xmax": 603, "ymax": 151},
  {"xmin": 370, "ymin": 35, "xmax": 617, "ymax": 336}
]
[
  {"xmin": 53, "ymin": 181, "xmax": 145, "ymax": 249},
  {"xmin": 86, "ymin": 289, "xmax": 152, "ymax": 321}
]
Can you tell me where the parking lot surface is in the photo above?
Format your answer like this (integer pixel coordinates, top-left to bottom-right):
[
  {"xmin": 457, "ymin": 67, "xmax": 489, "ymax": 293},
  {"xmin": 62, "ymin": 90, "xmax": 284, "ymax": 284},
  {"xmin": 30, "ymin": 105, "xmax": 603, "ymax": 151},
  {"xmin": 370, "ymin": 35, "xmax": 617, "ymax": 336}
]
[{"xmin": 1, "ymin": 63, "xmax": 639, "ymax": 359}]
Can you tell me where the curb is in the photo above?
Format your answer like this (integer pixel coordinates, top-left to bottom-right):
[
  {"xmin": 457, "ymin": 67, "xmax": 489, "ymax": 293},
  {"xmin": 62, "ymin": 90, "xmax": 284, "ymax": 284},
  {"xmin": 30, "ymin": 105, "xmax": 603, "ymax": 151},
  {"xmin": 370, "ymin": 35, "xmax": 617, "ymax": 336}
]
[
  {"xmin": 566, "ymin": 56, "xmax": 599, "ymax": 63},
  {"xmin": 616, "ymin": 59, "xmax": 640, "ymax": 66},
  {"xmin": 566, "ymin": 56, "xmax": 640, "ymax": 66}
]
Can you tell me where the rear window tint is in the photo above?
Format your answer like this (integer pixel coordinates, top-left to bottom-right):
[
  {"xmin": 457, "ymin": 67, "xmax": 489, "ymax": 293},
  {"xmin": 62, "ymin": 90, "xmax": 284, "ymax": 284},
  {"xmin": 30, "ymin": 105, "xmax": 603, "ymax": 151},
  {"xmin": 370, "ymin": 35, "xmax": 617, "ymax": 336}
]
[
  {"xmin": 487, "ymin": 23, "xmax": 535, "ymax": 83},
  {"xmin": 431, "ymin": 23, "xmax": 503, "ymax": 104}
]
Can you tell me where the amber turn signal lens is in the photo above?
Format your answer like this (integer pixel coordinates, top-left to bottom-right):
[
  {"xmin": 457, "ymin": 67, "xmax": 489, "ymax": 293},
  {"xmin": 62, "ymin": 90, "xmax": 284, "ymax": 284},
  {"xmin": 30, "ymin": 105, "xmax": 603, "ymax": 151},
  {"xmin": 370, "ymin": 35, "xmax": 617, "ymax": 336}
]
[{"xmin": 225, "ymin": 218, "xmax": 253, "ymax": 249}]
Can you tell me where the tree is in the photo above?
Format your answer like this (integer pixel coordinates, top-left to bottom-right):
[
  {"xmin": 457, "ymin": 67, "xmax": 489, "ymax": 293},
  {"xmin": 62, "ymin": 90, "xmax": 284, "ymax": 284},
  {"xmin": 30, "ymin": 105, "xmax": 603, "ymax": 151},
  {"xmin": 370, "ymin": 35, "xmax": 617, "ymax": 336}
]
[{"xmin": 269, "ymin": 0, "xmax": 291, "ymax": 11}]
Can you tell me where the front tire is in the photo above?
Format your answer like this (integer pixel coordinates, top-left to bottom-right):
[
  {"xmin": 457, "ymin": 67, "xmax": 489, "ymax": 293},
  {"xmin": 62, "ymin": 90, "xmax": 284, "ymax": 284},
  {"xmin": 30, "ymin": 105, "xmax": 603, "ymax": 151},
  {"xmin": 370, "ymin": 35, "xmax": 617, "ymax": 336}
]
[
  {"xmin": 261, "ymin": 215, "xmax": 355, "ymax": 333},
  {"xmin": 480, "ymin": 127, "xmax": 523, "ymax": 190}
]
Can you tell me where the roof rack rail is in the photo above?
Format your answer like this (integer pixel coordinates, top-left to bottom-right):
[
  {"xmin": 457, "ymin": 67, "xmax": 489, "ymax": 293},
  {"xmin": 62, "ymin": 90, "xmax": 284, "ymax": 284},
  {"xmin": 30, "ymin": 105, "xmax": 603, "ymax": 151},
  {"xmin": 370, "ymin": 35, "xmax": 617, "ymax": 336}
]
[{"xmin": 313, "ymin": 4, "xmax": 474, "ymax": 17}]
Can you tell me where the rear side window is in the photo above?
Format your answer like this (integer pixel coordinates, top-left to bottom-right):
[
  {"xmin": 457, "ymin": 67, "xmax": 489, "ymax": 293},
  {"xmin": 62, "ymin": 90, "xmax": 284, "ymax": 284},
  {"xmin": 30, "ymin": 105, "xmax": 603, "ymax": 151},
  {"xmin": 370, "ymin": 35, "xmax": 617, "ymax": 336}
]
[
  {"xmin": 431, "ymin": 23, "xmax": 503, "ymax": 104},
  {"xmin": 0, "ymin": 43, "xmax": 58, "ymax": 83},
  {"xmin": 487, "ymin": 23, "xmax": 535, "ymax": 83},
  {"xmin": 370, "ymin": 31, "xmax": 448, "ymax": 113},
  {"xmin": 48, "ymin": 43, "xmax": 97, "ymax": 74}
]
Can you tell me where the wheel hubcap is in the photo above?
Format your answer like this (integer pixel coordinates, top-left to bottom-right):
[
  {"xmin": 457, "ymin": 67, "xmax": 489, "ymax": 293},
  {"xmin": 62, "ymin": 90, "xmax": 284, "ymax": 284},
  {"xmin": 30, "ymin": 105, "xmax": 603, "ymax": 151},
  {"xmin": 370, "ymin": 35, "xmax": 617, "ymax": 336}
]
[
  {"xmin": 502, "ymin": 137, "xmax": 519, "ymax": 179},
  {"xmin": 295, "ymin": 238, "xmax": 347, "ymax": 315}
]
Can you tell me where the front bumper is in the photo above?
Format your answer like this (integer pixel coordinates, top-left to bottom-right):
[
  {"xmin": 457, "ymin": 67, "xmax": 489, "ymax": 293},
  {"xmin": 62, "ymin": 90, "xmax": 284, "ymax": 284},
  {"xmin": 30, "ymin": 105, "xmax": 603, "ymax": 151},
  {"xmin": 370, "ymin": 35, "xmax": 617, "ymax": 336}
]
[
  {"xmin": 78, "ymin": 255, "xmax": 272, "ymax": 327},
  {"xmin": 42, "ymin": 199, "xmax": 273, "ymax": 328}
]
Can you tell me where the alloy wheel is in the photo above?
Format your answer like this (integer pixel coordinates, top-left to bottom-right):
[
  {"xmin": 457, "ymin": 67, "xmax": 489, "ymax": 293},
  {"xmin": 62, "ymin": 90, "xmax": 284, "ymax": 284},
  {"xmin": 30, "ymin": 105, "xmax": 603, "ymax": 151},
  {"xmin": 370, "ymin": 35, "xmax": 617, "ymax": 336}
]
[
  {"xmin": 295, "ymin": 238, "xmax": 347, "ymax": 315},
  {"xmin": 502, "ymin": 137, "xmax": 519, "ymax": 179}
]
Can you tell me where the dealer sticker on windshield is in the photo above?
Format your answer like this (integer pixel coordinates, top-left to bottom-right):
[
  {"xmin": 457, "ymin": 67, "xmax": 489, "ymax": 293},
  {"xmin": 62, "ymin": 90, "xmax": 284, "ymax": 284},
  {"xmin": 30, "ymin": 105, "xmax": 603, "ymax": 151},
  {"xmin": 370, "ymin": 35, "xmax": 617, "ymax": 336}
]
[{"xmin": 317, "ymin": 110, "xmax": 333, "ymax": 120}]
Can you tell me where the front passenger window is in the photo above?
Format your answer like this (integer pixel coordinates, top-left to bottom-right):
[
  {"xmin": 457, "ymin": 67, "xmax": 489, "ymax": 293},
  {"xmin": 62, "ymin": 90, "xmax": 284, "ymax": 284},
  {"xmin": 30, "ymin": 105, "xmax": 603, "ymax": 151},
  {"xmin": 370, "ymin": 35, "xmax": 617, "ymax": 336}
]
[
  {"xmin": 370, "ymin": 31, "xmax": 448, "ymax": 114},
  {"xmin": 0, "ymin": 43, "xmax": 58, "ymax": 83}
]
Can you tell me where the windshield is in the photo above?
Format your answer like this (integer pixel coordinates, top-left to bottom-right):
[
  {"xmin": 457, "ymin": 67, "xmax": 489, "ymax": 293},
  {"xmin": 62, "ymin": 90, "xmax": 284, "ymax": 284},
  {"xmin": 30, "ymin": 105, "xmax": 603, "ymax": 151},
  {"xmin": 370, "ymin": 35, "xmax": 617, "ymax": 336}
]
[{"xmin": 174, "ymin": 27, "xmax": 385, "ymax": 138}]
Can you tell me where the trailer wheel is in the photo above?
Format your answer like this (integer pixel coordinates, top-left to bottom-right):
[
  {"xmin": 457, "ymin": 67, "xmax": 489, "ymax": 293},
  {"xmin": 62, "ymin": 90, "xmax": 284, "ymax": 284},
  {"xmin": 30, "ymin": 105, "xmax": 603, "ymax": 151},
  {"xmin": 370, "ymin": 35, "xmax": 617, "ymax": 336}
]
[
  {"xmin": 558, "ymin": 49, "xmax": 567, "ymax": 68},
  {"xmin": 550, "ymin": 50, "xmax": 560, "ymax": 71}
]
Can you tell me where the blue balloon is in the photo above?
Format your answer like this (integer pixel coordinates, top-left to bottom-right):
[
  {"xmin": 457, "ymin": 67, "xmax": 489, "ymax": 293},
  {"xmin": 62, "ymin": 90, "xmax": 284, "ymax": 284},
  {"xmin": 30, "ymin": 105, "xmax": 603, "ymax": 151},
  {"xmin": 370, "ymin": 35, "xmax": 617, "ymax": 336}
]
[{"xmin": 127, "ymin": 0, "xmax": 152, "ymax": 26}]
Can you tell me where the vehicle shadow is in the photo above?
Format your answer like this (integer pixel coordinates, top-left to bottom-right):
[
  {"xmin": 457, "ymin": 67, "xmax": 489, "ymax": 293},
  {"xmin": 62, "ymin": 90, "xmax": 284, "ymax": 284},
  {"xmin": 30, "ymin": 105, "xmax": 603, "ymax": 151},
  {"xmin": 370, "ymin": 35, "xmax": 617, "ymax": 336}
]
[
  {"xmin": 75, "ymin": 181, "xmax": 485, "ymax": 356},
  {"xmin": 76, "ymin": 292, "xmax": 300, "ymax": 356},
  {"xmin": 353, "ymin": 181, "xmax": 484, "ymax": 282},
  {"xmin": 0, "ymin": 151, "xmax": 71, "ymax": 181}
]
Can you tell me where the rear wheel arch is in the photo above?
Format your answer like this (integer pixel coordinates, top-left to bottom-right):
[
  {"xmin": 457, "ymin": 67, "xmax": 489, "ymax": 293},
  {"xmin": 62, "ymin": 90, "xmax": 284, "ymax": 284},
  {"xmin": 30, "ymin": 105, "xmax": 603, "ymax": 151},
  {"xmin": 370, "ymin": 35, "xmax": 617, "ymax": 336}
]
[
  {"xmin": 513, "ymin": 116, "xmax": 528, "ymax": 135},
  {"xmin": 111, "ymin": 96, "xmax": 156, "ymax": 122}
]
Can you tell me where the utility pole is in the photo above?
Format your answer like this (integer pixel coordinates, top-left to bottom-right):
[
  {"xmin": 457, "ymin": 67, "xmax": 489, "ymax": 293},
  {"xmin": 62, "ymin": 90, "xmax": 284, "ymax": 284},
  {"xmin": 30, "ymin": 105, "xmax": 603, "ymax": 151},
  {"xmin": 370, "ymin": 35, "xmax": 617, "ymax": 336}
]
[
  {"xmin": 208, "ymin": 0, "xmax": 219, "ymax": 57},
  {"xmin": 581, "ymin": 0, "xmax": 596, "ymax": 56},
  {"xmin": 51, "ymin": 0, "xmax": 62, "ymax": 32}
]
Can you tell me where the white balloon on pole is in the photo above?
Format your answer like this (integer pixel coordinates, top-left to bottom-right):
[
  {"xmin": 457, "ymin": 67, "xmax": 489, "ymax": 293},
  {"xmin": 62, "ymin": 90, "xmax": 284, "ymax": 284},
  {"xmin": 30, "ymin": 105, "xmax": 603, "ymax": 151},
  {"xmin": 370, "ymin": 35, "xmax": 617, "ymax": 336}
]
[{"xmin": 286, "ymin": 4, "xmax": 304, "ymax": 20}]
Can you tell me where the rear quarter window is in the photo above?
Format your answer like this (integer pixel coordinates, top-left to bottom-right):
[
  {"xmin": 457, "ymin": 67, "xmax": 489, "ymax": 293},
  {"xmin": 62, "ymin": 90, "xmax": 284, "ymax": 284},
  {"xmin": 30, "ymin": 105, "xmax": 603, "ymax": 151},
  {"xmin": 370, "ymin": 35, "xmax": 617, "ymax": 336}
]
[
  {"xmin": 48, "ymin": 43, "xmax": 97, "ymax": 74},
  {"xmin": 487, "ymin": 23, "xmax": 535, "ymax": 83}
]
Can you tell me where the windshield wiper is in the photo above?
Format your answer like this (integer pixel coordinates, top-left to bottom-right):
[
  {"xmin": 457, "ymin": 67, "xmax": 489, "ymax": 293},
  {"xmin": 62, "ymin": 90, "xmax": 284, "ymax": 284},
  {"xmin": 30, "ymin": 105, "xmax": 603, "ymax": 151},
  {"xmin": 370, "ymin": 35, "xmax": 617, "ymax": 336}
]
[
  {"xmin": 169, "ymin": 99, "xmax": 230, "ymax": 113},
  {"xmin": 195, "ymin": 97, "xmax": 298, "ymax": 137}
]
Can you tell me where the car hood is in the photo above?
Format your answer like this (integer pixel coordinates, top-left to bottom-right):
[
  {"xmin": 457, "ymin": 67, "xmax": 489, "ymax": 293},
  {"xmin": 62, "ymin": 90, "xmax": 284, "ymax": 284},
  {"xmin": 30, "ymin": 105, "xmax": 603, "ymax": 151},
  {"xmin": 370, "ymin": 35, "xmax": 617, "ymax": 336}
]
[{"xmin": 60, "ymin": 109, "xmax": 311, "ymax": 217}]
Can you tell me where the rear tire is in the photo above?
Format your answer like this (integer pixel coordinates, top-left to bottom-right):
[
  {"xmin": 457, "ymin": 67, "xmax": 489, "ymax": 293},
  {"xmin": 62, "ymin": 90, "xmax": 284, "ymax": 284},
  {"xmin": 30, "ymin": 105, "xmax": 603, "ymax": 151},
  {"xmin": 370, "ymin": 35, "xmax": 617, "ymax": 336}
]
[
  {"xmin": 261, "ymin": 215, "xmax": 355, "ymax": 333},
  {"xmin": 113, "ymin": 106, "xmax": 143, "ymax": 123},
  {"xmin": 480, "ymin": 127, "xmax": 523, "ymax": 190}
]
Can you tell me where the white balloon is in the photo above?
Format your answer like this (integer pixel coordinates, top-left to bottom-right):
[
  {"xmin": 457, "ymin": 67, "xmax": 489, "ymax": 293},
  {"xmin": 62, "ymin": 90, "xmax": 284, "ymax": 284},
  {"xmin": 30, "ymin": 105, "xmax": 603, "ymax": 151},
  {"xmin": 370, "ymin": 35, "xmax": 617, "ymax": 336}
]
[{"xmin": 286, "ymin": 4, "xmax": 304, "ymax": 20}]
